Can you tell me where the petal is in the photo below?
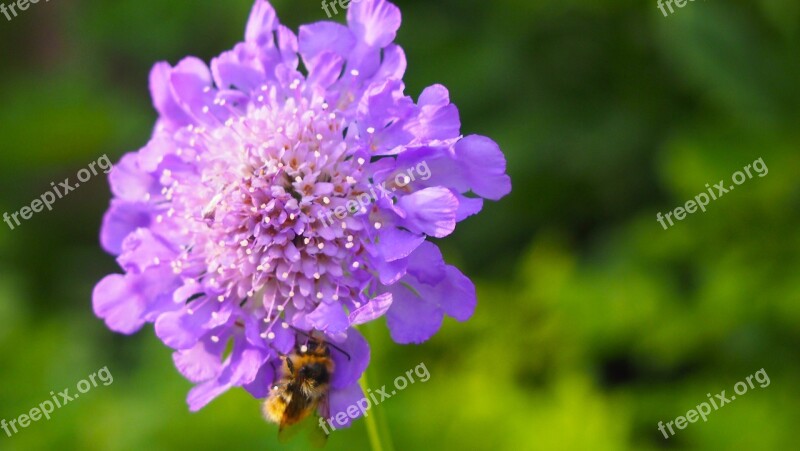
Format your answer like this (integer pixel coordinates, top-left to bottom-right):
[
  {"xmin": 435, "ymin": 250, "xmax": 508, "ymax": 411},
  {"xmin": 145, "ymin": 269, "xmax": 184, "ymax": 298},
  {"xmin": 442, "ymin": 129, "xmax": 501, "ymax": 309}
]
[
  {"xmin": 117, "ymin": 228, "xmax": 175, "ymax": 274},
  {"xmin": 276, "ymin": 25, "xmax": 299, "ymax": 69},
  {"xmin": 373, "ymin": 255, "xmax": 407, "ymax": 285},
  {"xmin": 306, "ymin": 301, "xmax": 349, "ymax": 335},
  {"xmin": 412, "ymin": 84, "xmax": 461, "ymax": 141},
  {"xmin": 349, "ymin": 293, "xmax": 393, "ymax": 326},
  {"xmin": 327, "ymin": 383, "xmax": 366, "ymax": 428},
  {"xmin": 109, "ymin": 153, "xmax": 157, "ymax": 203},
  {"xmin": 347, "ymin": 0, "xmax": 402, "ymax": 48},
  {"xmin": 436, "ymin": 266, "xmax": 477, "ymax": 322},
  {"xmin": 386, "ymin": 284, "xmax": 444, "ymax": 344},
  {"xmin": 100, "ymin": 200, "xmax": 151, "ymax": 255},
  {"xmin": 154, "ymin": 301, "xmax": 218, "ymax": 350},
  {"xmin": 187, "ymin": 378, "xmax": 231, "ymax": 412},
  {"xmin": 454, "ymin": 193, "xmax": 483, "ymax": 221},
  {"xmin": 406, "ymin": 241, "xmax": 445, "ymax": 285},
  {"xmin": 245, "ymin": 0, "xmax": 278, "ymax": 45},
  {"xmin": 396, "ymin": 187, "xmax": 459, "ymax": 238},
  {"xmin": 371, "ymin": 44, "xmax": 406, "ymax": 82},
  {"xmin": 299, "ymin": 22, "xmax": 356, "ymax": 69},
  {"xmin": 243, "ymin": 359, "xmax": 277, "ymax": 399},
  {"xmin": 218, "ymin": 343, "xmax": 267, "ymax": 387},
  {"xmin": 375, "ymin": 227, "xmax": 425, "ymax": 262},
  {"xmin": 138, "ymin": 132, "xmax": 174, "ymax": 172},
  {"xmin": 454, "ymin": 135, "xmax": 512, "ymax": 200},
  {"xmin": 169, "ymin": 57, "xmax": 216, "ymax": 122},
  {"xmin": 211, "ymin": 43, "xmax": 265, "ymax": 93},
  {"xmin": 330, "ymin": 328, "xmax": 369, "ymax": 389},
  {"xmin": 92, "ymin": 274, "xmax": 147, "ymax": 334},
  {"xmin": 149, "ymin": 62, "xmax": 192, "ymax": 127},
  {"xmin": 173, "ymin": 340, "xmax": 224, "ymax": 383}
]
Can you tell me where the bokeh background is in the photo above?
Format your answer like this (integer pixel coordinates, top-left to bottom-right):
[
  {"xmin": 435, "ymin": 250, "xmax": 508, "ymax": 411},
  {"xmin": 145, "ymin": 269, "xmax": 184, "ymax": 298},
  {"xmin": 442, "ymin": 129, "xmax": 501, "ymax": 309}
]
[{"xmin": 1, "ymin": 0, "xmax": 799, "ymax": 449}]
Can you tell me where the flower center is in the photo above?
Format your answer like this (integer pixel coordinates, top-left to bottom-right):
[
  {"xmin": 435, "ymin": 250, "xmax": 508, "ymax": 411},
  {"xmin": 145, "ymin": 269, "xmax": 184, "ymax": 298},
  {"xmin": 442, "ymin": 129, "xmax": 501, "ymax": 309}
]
[{"xmin": 167, "ymin": 85, "xmax": 369, "ymax": 315}]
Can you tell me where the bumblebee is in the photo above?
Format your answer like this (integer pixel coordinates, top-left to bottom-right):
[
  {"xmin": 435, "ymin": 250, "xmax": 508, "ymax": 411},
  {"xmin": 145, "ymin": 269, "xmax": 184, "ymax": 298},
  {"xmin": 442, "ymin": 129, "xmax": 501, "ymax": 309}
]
[{"xmin": 263, "ymin": 337, "xmax": 335, "ymax": 431}]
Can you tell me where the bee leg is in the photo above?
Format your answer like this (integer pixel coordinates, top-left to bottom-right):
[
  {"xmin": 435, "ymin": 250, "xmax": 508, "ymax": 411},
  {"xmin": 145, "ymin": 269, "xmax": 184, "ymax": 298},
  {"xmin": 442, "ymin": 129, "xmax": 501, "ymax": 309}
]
[{"xmin": 283, "ymin": 355, "xmax": 295, "ymax": 375}]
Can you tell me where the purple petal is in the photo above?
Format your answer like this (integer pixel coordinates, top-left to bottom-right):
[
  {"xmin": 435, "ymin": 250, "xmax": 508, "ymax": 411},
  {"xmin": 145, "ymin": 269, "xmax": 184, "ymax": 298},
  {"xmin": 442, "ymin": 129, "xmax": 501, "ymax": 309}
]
[
  {"xmin": 327, "ymin": 382, "xmax": 366, "ymax": 428},
  {"xmin": 406, "ymin": 241, "xmax": 446, "ymax": 285},
  {"xmin": 245, "ymin": 0, "xmax": 278, "ymax": 44},
  {"xmin": 117, "ymin": 228, "xmax": 175, "ymax": 274},
  {"xmin": 347, "ymin": 0, "xmax": 401, "ymax": 48},
  {"xmin": 187, "ymin": 378, "xmax": 231, "ymax": 412},
  {"xmin": 211, "ymin": 43, "xmax": 265, "ymax": 93},
  {"xmin": 243, "ymin": 359, "xmax": 277, "ymax": 398},
  {"xmin": 454, "ymin": 193, "xmax": 483, "ymax": 221},
  {"xmin": 376, "ymin": 227, "xmax": 425, "ymax": 262},
  {"xmin": 154, "ymin": 301, "xmax": 220, "ymax": 350},
  {"xmin": 92, "ymin": 274, "xmax": 147, "ymax": 334},
  {"xmin": 109, "ymin": 153, "xmax": 157, "ymax": 203},
  {"xmin": 455, "ymin": 135, "xmax": 512, "ymax": 200},
  {"xmin": 373, "ymin": 255, "xmax": 407, "ymax": 285},
  {"xmin": 330, "ymin": 328, "xmax": 369, "ymax": 389},
  {"xmin": 436, "ymin": 266, "xmax": 476, "ymax": 322},
  {"xmin": 168, "ymin": 57, "xmax": 215, "ymax": 121},
  {"xmin": 277, "ymin": 25, "xmax": 299, "ymax": 69},
  {"xmin": 396, "ymin": 187, "xmax": 459, "ymax": 238},
  {"xmin": 412, "ymin": 84, "xmax": 461, "ymax": 141},
  {"xmin": 149, "ymin": 62, "xmax": 192, "ymax": 127},
  {"xmin": 386, "ymin": 283, "xmax": 444, "ymax": 344},
  {"xmin": 100, "ymin": 200, "xmax": 150, "ymax": 255},
  {"xmin": 371, "ymin": 44, "xmax": 406, "ymax": 82},
  {"xmin": 349, "ymin": 293, "xmax": 393, "ymax": 326},
  {"xmin": 299, "ymin": 22, "xmax": 356, "ymax": 68},
  {"xmin": 306, "ymin": 301, "xmax": 349, "ymax": 335},
  {"xmin": 218, "ymin": 343, "xmax": 267, "ymax": 386},
  {"xmin": 173, "ymin": 340, "xmax": 224, "ymax": 383}
]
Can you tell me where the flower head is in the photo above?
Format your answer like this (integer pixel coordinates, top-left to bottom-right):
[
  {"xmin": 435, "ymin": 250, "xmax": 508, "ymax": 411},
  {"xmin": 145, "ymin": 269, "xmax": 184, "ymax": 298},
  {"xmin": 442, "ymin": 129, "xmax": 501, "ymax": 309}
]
[{"xmin": 93, "ymin": 0, "xmax": 510, "ymax": 422}]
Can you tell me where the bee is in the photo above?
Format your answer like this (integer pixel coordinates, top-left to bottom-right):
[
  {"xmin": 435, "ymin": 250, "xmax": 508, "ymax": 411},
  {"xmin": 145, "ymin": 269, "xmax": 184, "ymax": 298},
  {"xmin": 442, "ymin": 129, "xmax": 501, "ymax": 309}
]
[{"xmin": 263, "ymin": 333, "xmax": 350, "ymax": 442}]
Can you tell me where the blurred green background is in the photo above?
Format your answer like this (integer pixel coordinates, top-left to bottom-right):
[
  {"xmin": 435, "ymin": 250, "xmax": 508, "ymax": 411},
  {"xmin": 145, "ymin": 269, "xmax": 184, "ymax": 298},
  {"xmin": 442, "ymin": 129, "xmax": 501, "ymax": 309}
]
[{"xmin": 1, "ymin": 0, "xmax": 799, "ymax": 449}]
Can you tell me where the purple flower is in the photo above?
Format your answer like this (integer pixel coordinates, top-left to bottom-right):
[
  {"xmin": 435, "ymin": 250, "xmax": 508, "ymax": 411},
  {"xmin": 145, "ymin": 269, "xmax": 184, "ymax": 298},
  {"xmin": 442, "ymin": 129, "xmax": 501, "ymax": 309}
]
[{"xmin": 93, "ymin": 0, "xmax": 510, "ymax": 421}]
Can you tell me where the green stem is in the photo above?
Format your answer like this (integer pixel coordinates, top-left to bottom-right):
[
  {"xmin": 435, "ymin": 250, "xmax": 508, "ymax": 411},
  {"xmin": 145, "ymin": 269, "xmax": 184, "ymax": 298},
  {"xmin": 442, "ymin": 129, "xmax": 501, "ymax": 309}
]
[{"xmin": 360, "ymin": 372, "xmax": 385, "ymax": 451}]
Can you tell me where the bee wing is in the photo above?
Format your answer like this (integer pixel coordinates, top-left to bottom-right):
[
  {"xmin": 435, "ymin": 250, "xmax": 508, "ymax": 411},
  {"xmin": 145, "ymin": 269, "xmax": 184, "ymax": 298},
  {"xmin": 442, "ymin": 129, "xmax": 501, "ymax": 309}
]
[
  {"xmin": 307, "ymin": 395, "xmax": 331, "ymax": 447},
  {"xmin": 277, "ymin": 411, "xmax": 329, "ymax": 448},
  {"xmin": 277, "ymin": 390, "xmax": 316, "ymax": 443},
  {"xmin": 317, "ymin": 394, "xmax": 330, "ymax": 425}
]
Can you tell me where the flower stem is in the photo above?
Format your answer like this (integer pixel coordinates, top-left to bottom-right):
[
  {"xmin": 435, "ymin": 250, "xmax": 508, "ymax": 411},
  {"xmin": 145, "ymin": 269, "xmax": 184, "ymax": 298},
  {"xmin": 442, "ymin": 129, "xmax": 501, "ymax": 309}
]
[{"xmin": 359, "ymin": 372, "xmax": 385, "ymax": 451}]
